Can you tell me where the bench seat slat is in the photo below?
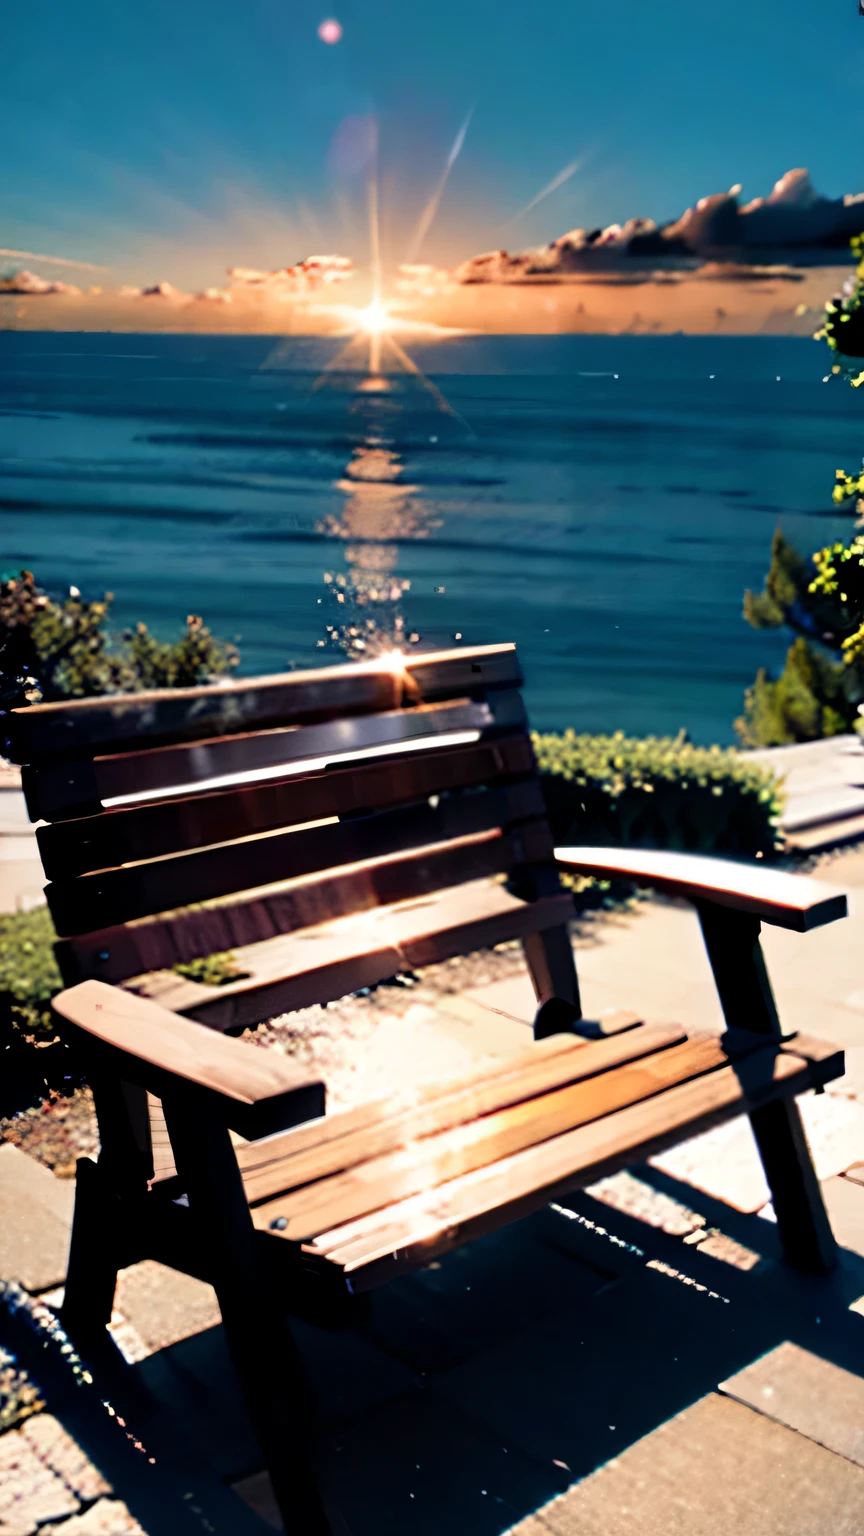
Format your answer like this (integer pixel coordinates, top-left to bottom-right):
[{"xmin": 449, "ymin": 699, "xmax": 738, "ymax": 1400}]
[
  {"xmin": 235, "ymin": 1017, "xmax": 643, "ymax": 1180},
  {"xmin": 251, "ymin": 1031, "xmax": 777, "ymax": 1241},
  {"xmin": 241, "ymin": 1021, "xmax": 675, "ymax": 1204},
  {"xmin": 7, "ymin": 644, "xmax": 521, "ymax": 764},
  {"xmin": 297, "ymin": 1039, "xmax": 837, "ymax": 1289},
  {"xmin": 38, "ymin": 735, "xmax": 536, "ymax": 879},
  {"xmin": 46, "ymin": 779, "xmax": 549, "ymax": 937},
  {"xmin": 124, "ymin": 880, "xmax": 576, "ymax": 1032},
  {"xmin": 25, "ymin": 692, "xmax": 526, "ymax": 823}
]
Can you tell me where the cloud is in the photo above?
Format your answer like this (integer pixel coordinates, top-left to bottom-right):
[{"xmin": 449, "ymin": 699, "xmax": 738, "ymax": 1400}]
[
  {"xmin": 456, "ymin": 169, "xmax": 864, "ymax": 282},
  {"xmin": 0, "ymin": 248, "xmax": 109, "ymax": 272},
  {"xmin": 227, "ymin": 255, "xmax": 353, "ymax": 295},
  {"xmin": 0, "ymin": 269, "xmax": 81, "ymax": 295},
  {"xmin": 396, "ymin": 263, "xmax": 455, "ymax": 297}
]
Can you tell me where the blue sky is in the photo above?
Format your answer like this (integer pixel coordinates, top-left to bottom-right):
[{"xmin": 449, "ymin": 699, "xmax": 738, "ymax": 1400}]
[{"xmin": 3, "ymin": 0, "xmax": 862, "ymax": 287}]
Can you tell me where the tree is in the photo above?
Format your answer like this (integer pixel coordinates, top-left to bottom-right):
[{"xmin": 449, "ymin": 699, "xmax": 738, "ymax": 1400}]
[{"xmin": 737, "ymin": 236, "xmax": 864, "ymax": 746}]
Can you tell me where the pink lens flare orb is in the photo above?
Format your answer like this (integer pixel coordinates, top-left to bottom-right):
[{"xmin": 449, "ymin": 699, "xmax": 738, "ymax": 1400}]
[{"xmin": 318, "ymin": 19, "xmax": 343, "ymax": 44}]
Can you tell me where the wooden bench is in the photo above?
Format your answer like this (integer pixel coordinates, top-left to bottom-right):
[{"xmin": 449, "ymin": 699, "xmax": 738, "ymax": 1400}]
[{"xmin": 6, "ymin": 643, "xmax": 848, "ymax": 1535}]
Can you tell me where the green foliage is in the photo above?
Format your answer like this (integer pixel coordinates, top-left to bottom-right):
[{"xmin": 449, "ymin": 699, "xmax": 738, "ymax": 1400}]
[
  {"xmin": 533, "ymin": 730, "xmax": 783, "ymax": 861},
  {"xmin": 0, "ymin": 908, "xmax": 81, "ymax": 1118},
  {"xmin": 815, "ymin": 232, "xmax": 864, "ymax": 385},
  {"xmin": 0, "ymin": 907, "xmax": 62, "ymax": 1038},
  {"xmin": 740, "ymin": 235, "xmax": 864, "ymax": 745},
  {"xmin": 172, "ymin": 952, "xmax": 249, "ymax": 987},
  {"xmin": 0, "ymin": 569, "xmax": 239, "ymax": 707},
  {"xmin": 736, "ymin": 638, "xmax": 855, "ymax": 747},
  {"xmin": 743, "ymin": 530, "xmax": 811, "ymax": 630}
]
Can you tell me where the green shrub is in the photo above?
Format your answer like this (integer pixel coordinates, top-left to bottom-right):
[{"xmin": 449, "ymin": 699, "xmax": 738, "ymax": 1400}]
[
  {"xmin": 0, "ymin": 908, "xmax": 80, "ymax": 1117},
  {"xmin": 533, "ymin": 729, "xmax": 783, "ymax": 860},
  {"xmin": 0, "ymin": 569, "xmax": 239, "ymax": 707}
]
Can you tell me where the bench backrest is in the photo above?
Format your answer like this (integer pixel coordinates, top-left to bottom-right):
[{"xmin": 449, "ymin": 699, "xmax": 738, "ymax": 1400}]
[{"xmin": 8, "ymin": 645, "xmax": 563, "ymax": 1019}]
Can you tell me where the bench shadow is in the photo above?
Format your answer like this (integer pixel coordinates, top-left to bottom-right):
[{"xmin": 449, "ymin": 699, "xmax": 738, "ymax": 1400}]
[{"xmin": 82, "ymin": 1171, "xmax": 864, "ymax": 1536}]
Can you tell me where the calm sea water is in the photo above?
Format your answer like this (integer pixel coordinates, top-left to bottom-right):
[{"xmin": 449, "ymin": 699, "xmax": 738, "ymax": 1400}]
[{"xmin": 0, "ymin": 330, "xmax": 860, "ymax": 744}]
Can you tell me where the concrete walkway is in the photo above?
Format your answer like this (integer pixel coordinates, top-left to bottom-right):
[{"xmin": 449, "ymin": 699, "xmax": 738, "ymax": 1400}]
[{"xmin": 748, "ymin": 733, "xmax": 864, "ymax": 850}]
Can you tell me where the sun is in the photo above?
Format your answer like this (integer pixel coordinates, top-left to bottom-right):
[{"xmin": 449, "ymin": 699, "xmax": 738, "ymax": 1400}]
[{"xmin": 355, "ymin": 299, "xmax": 390, "ymax": 335}]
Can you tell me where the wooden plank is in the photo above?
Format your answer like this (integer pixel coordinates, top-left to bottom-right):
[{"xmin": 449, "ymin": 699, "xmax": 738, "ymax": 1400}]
[
  {"xmin": 38, "ymin": 734, "xmax": 537, "ymax": 879},
  {"xmin": 299, "ymin": 1047, "xmax": 819, "ymax": 1288},
  {"xmin": 46, "ymin": 782, "xmax": 549, "ymax": 937},
  {"xmin": 24, "ymin": 691, "xmax": 527, "ymax": 823},
  {"xmin": 235, "ymin": 1031, "xmax": 605, "ymax": 1181},
  {"xmin": 134, "ymin": 884, "xmax": 576, "ymax": 1033},
  {"xmin": 300, "ymin": 1033, "xmax": 836, "ymax": 1264},
  {"xmin": 251, "ymin": 1033, "xmax": 764, "ymax": 1241},
  {"xmin": 6, "ymin": 643, "xmax": 521, "ymax": 763},
  {"xmin": 555, "ymin": 846, "xmax": 848, "ymax": 933},
  {"xmin": 52, "ymin": 980, "xmax": 325, "ymax": 1141},
  {"xmin": 241, "ymin": 1023, "xmax": 681, "ymax": 1204},
  {"xmin": 54, "ymin": 825, "xmax": 551, "ymax": 985}
]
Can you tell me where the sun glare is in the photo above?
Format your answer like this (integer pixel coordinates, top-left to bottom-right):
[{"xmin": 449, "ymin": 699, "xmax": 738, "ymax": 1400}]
[{"xmin": 356, "ymin": 299, "xmax": 389, "ymax": 335}]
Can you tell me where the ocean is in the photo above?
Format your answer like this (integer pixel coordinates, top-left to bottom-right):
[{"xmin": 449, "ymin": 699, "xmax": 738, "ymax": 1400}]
[{"xmin": 0, "ymin": 330, "xmax": 860, "ymax": 745}]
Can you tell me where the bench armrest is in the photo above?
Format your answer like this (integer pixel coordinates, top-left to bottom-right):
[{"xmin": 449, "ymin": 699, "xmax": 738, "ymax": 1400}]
[
  {"xmin": 53, "ymin": 980, "xmax": 325, "ymax": 1140},
  {"xmin": 554, "ymin": 846, "xmax": 847, "ymax": 933}
]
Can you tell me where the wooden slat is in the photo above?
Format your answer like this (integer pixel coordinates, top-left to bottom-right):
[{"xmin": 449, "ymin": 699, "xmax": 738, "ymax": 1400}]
[
  {"xmin": 6, "ymin": 643, "xmax": 521, "ymax": 764},
  {"xmin": 128, "ymin": 883, "xmax": 576, "ymax": 1033},
  {"xmin": 250, "ymin": 1032, "xmax": 766, "ymax": 1241},
  {"xmin": 52, "ymin": 980, "xmax": 325, "ymax": 1141},
  {"xmin": 147, "ymin": 1094, "xmax": 176, "ymax": 1183},
  {"xmin": 301, "ymin": 1044, "xmax": 830, "ymax": 1288},
  {"xmin": 241, "ymin": 1022, "xmax": 678, "ymax": 1204},
  {"xmin": 555, "ymin": 846, "xmax": 848, "ymax": 933},
  {"xmin": 54, "ymin": 825, "xmax": 556, "ymax": 985},
  {"xmin": 236, "ymin": 1032, "xmax": 602, "ymax": 1180},
  {"xmin": 24, "ymin": 692, "xmax": 527, "ymax": 824},
  {"xmin": 38, "ymin": 735, "xmax": 537, "ymax": 879},
  {"xmin": 46, "ymin": 781, "xmax": 549, "ymax": 937}
]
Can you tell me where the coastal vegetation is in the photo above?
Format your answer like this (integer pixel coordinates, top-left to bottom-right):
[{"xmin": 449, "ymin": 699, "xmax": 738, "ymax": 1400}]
[
  {"xmin": 534, "ymin": 730, "xmax": 782, "ymax": 865},
  {"xmin": 0, "ymin": 568, "xmax": 238, "ymax": 708},
  {"xmin": 738, "ymin": 234, "xmax": 864, "ymax": 746}
]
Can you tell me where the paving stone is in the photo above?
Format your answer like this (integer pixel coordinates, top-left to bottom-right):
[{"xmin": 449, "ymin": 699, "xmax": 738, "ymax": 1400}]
[
  {"xmin": 0, "ymin": 1145, "xmax": 74, "ymax": 1293},
  {"xmin": 682, "ymin": 1227, "xmax": 762, "ymax": 1271},
  {"xmin": 826, "ymin": 1046, "xmax": 864, "ymax": 1104},
  {"xmin": 235, "ymin": 1389, "xmax": 564, "ymax": 1536},
  {"xmin": 823, "ymin": 1174, "xmax": 864, "ymax": 1260},
  {"xmin": 112, "ymin": 1262, "xmax": 221, "ymax": 1357},
  {"xmin": 40, "ymin": 1499, "xmax": 147, "ymax": 1535},
  {"xmin": 20, "ymin": 1412, "xmax": 111, "ymax": 1500},
  {"xmin": 366, "ymin": 1215, "xmax": 610, "ymax": 1374},
  {"xmin": 586, "ymin": 1172, "xmax": 706, "ymax": 1236},
  {"xmin": 430, "ymin": 1263, "xmax": 756, "ymax": 1478},
  {"xmin": 508, "ymin": 1393, "xmax": 864, "ymax": 1536},
  {"xmin": 651, "ymin": 1093, "xmax": 864, "ymax": 1214},
  {"xmin": 719, "ymin": 1340, "xmax": 864, "ymax": 1469},
  {"xmin": 0, "ymin": 1426, "xmax": 79, "ymax": 1533}
]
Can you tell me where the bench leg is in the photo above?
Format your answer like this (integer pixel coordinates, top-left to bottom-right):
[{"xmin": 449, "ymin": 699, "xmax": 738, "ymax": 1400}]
[
  {"xmin": 163, "ymin": 1106, "xmax": 331, "ymax": 1536},
  {"xmin": 749, "ymin": 1098, "xmax": 837, "ymax": 1273},
  {"xmin": 697, "ymin": 902, "xmax": 837, "ymax": 1274},
  {"xmin": 61, "ymin": 1157, "xmax": 120, "ymax": 1341},
  {"xmin": 523, "ymin": 925, "xmax": 581, "ymax": 1016}
]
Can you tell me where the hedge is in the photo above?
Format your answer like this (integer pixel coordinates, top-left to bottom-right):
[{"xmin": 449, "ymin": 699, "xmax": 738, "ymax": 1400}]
[{"xmin": 533, "ymin": 730, "xmax": 783, "ymax": 860}]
